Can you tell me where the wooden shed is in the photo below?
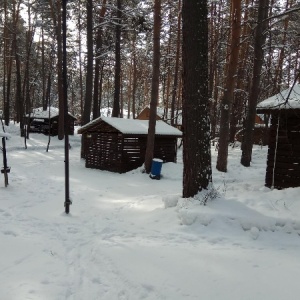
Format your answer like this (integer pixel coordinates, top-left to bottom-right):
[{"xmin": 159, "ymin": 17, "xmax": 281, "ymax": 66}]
[
  {"xmin": 26, "ymin": 107, "xmax": 76, "ymax": 136},
  {"xmin": 77, "ymin": 117, "xmax": 182, "ymax": 173},
  {"xmin": 257, "ymin": 84, "xmax": 300, "ymax": 189}
]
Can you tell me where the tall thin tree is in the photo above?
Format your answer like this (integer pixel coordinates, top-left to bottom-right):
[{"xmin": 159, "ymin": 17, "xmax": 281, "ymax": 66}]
[
  {"xmin": 82, "ymin": 0, "xmax": 93, "ymax": 125},
  {"xmin": 216, "ymin": 0, "xmax": 241, "ymax": 172},
  {"xmin": 241, "ymin": 0, "xmax": 269, "ymax": 166},
  {"xmin": 112, "ymin": 0, "xmax": 122, "ymax": 117},
  {"xmin": 170, "ymin": 0, "xmax": 181, "ymax": 127},
  {"xmin": 182, "ymin": 0, "xmax": 212, "ymax": 197},
  {"xmin": 93, "ymin": 0, "xmax": 107, "ymax": 120},
  {"xmin": 144, "ymin": 0, "xmax": 161, "ymax": 173}
]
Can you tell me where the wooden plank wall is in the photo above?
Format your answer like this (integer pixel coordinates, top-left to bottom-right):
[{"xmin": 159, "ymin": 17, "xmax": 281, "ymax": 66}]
[
  {"xmin": 153, "ymin": 137, "xmax": 177, "ymax": 163},
  {"xmin": 85, "ymin": 132, "xmax": 123, "ymax": 172},
  {"xmin": 28, "ymin": 117, "xmax": 74, "ymax": 136},
  {"xmin": 85, "ymin": 133, "xmax": 178, "ymax": 173},
  {"xmin": 266, "ymin": 112, "xmax": 300, "ymax": 189},
  {"xmin": 122, "ymin": 137, "xmax": 146, "ymax": 172}
]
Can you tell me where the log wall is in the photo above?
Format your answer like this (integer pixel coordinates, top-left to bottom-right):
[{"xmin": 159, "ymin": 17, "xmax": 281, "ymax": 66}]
[
  {"xmin": 265, "ymin": 112, "xmax": 300, "ymax": 189},
  {"xmin": 84, "ymin": 132, "xmax": 178, "ymax": 173}
]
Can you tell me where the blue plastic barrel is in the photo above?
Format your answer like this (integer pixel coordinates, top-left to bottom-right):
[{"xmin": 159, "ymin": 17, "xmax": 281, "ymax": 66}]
[{"xmin": 150, "ymin": 158, "xmax": 163, "ymax": 180}]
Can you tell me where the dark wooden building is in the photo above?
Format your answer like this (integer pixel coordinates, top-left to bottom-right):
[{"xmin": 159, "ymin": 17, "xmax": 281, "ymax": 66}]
[
  {"xmin": 26, "ymin": 107, "xmax": 76, "ymax": 136},
  {"xmin": 77, "ymin": 117, "xmax": 182, "ymax": 173},
  {"xmin": 235, "ymin": 117, "xmax": 267, "ymax": 146},
  {"xmin": 257, "ymin": 84, "xmax": 300, "ymax": 189}
]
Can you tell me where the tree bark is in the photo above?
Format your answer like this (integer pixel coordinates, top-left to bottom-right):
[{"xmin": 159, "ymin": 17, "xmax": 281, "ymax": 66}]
[
  {"xmin": 182, "ymin": 0, "xmax": 212, "ymax": 198},
  {"xmin": 82, "ymin": 0, "xmax": 94, "ymax": 125},
  {"xmin": 49, "ymin": 0, "xmax": 64, "ymax": 139},
  {"xmin": 132, "ymin": 49, "xmax": 137, "ymax": 119},
  {"xmin": 93, "ymin": 0, "xmax": 107, "ymax": 120},
  {"xmin": 11, "ymin": 0, "xmax": 24, "ymax": 134},
  {"xmin": 241, "ymin": 0, "xmax": 269, "ymax": 167},
  {"xmin": 112, "ymin": 0, "xmax": 122, "ymax": 117},
  {"xmin": 216, "ymin": 0, "xmax": 241, "ymax": 172},
  {"xmin": 273, "ymin": 0, "xmax": 290, "ymax": 93},
  {"xmin": 77, "ymin": 0, "xmax": 84, "ymax": 123},
  {"xmin": 229, "ymin": 0, "xmax": 251, "ymax": 143},
  {"xmin": 170, "ymin": 0, "xmax": 181, "ymax": 127},
  {"xmin": 144, "ymin": 0, "xmax": 161, "ymax": 174},
  {"xmin": 3, "ymin": 0, "xmax": 11, "ymax": 126}
]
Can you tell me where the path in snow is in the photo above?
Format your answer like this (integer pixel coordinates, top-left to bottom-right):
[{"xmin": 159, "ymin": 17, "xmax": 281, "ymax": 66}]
[{"xmin": 0, "ymin": 132, "xmax": 300, "ymax": 300}]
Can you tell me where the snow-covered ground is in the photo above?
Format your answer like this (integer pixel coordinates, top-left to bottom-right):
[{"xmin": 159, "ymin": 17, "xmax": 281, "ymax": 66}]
[{"xmin": 1, "ymin": 123, "xmax": 300, "ymax": 300}]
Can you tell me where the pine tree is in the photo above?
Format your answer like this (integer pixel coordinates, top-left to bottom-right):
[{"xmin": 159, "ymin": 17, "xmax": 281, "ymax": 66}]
[{"xmin": 182, "ymin": 0, "xmax": 212, "ymax": 198}]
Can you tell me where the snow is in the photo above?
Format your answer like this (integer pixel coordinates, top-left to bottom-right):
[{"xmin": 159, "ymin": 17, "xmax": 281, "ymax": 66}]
[
  {"xmin": 79, "ymin": 116, "xmax": 182, "ymax": 136},
  {"xmin": 27, "ymin": 107, "xmax": 76, "ymax": 119},
  {"xmin": 1, "ymin": 123, "xmax": 300, "ymax": 300},
  {"xmin": 257, "ymin": 84, "xmax": 300, "ymax": 110},
  {"xmin": 0, "ymin": 132, "xmax": 10, "ymax": 138}
]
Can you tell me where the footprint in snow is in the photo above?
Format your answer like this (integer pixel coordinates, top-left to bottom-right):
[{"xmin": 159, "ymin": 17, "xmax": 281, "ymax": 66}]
[
  {"xmin": 3, "ymin": 230, "xmax": 18, "ymax": 237},
  {"xmin": 118, "ymin": 290, "xmax": 129, "ymax": 300}
]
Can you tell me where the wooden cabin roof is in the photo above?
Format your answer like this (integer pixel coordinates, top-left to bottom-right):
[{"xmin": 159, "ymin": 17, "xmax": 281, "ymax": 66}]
[
  {"xmin": 78, "ymin": 117, "xmax": 182, "ymax": 137},
  {"xmin": 137, "ymin": 106, "xmax": 182, "ymax": 126},
  {"xmin": 257, "ymin": 84, "xmax": 300, "ymax": 113}
]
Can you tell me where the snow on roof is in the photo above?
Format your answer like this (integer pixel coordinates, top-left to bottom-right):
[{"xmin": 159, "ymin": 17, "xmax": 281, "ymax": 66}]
[
  {"xmin": 30, "ymin": 107, "xmax": 59, "ymax": 118},
  {"xmin": 79, "ymin": 116, "xmax": 182, "ymax": 136},
  {"xmin": 27, "ymin": 107, "xmax": 76, "ymax": 119},
  {"xmin": 257, "ymin": 84, "xmax": 300, "ymax": 110},
  {"xmin": 0, "ymin": 132, "xmax": 11, "ymax": 138}
]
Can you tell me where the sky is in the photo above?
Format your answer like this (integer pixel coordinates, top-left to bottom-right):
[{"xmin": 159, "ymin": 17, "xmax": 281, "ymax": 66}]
[{"xmin": 0, "ymin": 122, "xmax": 300, "ymax": 300}]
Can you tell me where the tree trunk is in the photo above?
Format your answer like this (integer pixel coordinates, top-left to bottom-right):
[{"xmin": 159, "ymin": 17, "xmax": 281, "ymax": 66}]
[
  {"xmin": 11, "ymin": 0, "xmax": 24, "ymax": 133},
  {"xmin": 170, "ymin": 0, "xmax": 181, "ymax": 127},
  {"xmin": 127, "ymin": 58, "xmax": 132, "ymax": 119},
  {"xmin": 77, "ymin": 0, "xmax": 84, "ymax": 123},
  {"xmin": 182, "ymin": 0, "xmax": 212, "ymax": 198},
  {"xmin": 132, "ymin": 47, "xmax": 137, "ymax": 119},
  {"xmin": 15, "ymin": 47, "xmax": 23, "ymax": 130},
  {"xmin": 93, "ymin": 63, "xmax": 100, "ymax": 120},
  {"xmin": 216, "ymin": 0, "xmax": 241, "ymax": 172},
  {"xmin": 273, "ymin": 0, "xmax": 290, "ymax": 92},
  {"xmin": 241, "ymin": 0, "xmax": 269, "ymax": 167},
  {"xmin": 49, "ymin": 0, "xmax": 64, "ymax": 139},
  {"xmin": 229, "ymin": 0, "xmax": 251, "ymax": 143},
  {"xmin": 93, "ymin": 0, "xmax": 107, "ymax": 120},
  {"xmin": 98, "ymin": 63, "xmax": 104, "ymax": 115},
  {"xmin": 5, "ymin": 55, "xmax": 12, "ymax": 125},
  {"xmin": 82, "ymin": 0, "xmax": 93, "ymax": 125},
  {"xmin": 209, "ymin": 0, "xmax": 226, "ymax": 140},
  {"xmin": 144, "ymin": 0, "xmax": 161, "ymax": 174},
  {"xmin": 41, "ymin": 14, "xmax": 47, "ymax": 111},
  {"xmin": 112, "ymin": 0, "xmax": 122, "ymax": 117},
  {"xmin": 3, "ymin": 0, "xmax": 11, "ymax": 126}
]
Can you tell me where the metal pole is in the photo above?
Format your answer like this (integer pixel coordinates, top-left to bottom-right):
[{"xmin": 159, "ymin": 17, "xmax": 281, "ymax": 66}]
[
  {"xmin": 2, "ymin": 137, "xmax": 9, "ymax": 187},
  {"xmin": 62, "ymin": 0, "xmax": 72, "ymax": 213}
]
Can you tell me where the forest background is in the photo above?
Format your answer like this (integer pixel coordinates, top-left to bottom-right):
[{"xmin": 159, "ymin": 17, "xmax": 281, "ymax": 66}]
[{"xmin": 0, "ymin": 0, "xmax": 299, "ymax": 175}]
